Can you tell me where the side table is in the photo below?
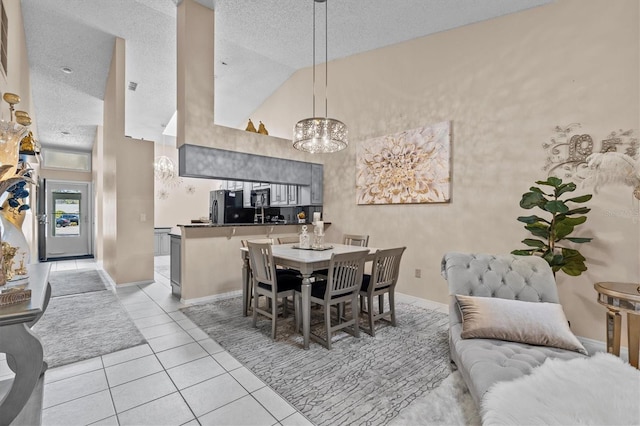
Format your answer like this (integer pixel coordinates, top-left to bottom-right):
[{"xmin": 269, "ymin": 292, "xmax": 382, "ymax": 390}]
[
  {"xmin": 594, "ymin": 281, "xmax": 640, "ymax": 369},
  {"xmin": 0, "ymin": 264, "xmax": 52, "ymax": 426}
]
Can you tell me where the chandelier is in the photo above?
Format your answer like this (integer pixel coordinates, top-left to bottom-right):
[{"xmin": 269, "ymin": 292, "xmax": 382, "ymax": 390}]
[
  {"xmin": 154, "ymin": 155, "xmax": 176, "ymax": 181},
  {"xmin": 293, "ymin": 0, "xmax": 348, "ymax": 154}
]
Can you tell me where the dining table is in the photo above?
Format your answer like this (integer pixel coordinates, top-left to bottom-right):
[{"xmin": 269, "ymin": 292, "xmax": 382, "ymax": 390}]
[{"xmin": 241, "ymin": 243, "xmax": 377, "ymax": 349}]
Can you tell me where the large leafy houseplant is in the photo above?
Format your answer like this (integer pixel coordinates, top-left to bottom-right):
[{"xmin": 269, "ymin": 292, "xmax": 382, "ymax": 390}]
[{"xmin": 512, "ymin": 177, "xmax": 593, "ymax": 277}]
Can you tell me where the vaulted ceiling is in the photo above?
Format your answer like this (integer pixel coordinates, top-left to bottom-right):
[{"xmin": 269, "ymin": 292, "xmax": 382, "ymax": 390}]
[{"xmin": 20, "ymin": 0, "xmax": 551, "ymax": 151}]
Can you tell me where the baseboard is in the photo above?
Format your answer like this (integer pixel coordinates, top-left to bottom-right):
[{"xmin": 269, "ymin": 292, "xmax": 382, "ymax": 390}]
[
  {"xmin": 396, "ymin": 292, "xmax": 449, "ymax": 313},
  {"xmin": 578, "ymin": 335, "xmax": 628, "ymax": 361},
  {"xmin": 182, "ymin": 290, "xmax": 243, "ymax": 305}
]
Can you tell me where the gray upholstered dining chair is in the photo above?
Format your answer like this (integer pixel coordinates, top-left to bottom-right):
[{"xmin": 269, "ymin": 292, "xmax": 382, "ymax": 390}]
[
  {"xmin": 359, "ymin": 247, "xmax": 406, "ymax": 336},
  {"xmin": 295, "ymin": 250, "xmax": 368, "ymax": 349},
  {"xmin": 343, "ymin": 234, "xmax": 369, "ymax": 247},
  {"xmin": 247, "ymin": 241, "xmax": 301, "ymax": 339}
]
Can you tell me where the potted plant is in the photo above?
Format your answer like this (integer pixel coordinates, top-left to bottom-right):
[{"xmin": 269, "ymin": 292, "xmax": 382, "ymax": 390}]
[{"xmin": 512, "ymin": 177, "xmax": 593, "ymax": 277}]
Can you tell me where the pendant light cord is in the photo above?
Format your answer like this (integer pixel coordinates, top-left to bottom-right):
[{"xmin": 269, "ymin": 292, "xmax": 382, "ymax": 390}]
[
  {"xmin": 324, "ymin": 0, "xmax": 328, "ymax": 117},
  {"xmin": 312, "ymin": 0, "xmax": 330, "ymax": 118},
  {"xmin": 312, "ymin": 0, "xmax": 316, "ymax": 118}
]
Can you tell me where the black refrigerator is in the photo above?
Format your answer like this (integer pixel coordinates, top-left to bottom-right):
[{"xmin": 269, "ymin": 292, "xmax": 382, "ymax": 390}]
[{"xmin": 209, "ymin": 190, "xmax": 253, "ymax": 224}]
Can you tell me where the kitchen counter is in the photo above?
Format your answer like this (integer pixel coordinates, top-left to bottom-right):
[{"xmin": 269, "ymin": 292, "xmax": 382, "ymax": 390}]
[
  {"xmin": 170, "ymin": 222, "xmax": 332, "ymax": 302},
  {"xmin": 178, "ymin": 221, "xmax": 331, "ymax": 228}
]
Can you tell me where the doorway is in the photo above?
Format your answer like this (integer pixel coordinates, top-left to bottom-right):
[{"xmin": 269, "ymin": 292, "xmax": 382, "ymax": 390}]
[{"xmin": 38, "ymin": 180, "xmax": 93, "ymax": 261}]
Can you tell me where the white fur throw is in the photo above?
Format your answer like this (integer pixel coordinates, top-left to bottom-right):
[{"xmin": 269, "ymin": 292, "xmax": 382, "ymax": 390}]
[{"xmin": 481, "ymin": 352, "xmax": 640, "ymax": 425}]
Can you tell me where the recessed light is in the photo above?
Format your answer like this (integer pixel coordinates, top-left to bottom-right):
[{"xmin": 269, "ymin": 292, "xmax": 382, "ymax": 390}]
[
  {"xmin": 61, "ymin": 66, "xmax": 73, "ymax": 74},
  {"xmin": 61, "ymin": 131, "xmax": 70, "ymax": 135}
]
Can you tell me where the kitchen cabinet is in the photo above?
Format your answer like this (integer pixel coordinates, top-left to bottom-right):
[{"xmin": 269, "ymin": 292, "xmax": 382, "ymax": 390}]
[
  {"xmin": 154, "ymin": 227, "xmax": 171, "ymax": 256},
  {"xmin": 270, "ymin": 184, "xmax": 298, "ymax": 206},
  {"xmin": 225, "ymin": 180, "xmax": 244, "ymax": 191},
  {"xmin": 270, "ymin": 183, "xmax": 287, "ymax": 206},
  {"xmin": 287, "ymin": 184, "xmax": 298, "ymax": 205},
  {"xmin": 298, "ymin": 164, "xmax": 323, "ymax": 206},
  {"xmin": 242, "ymin": 182, "xmax": 253, "ymax": 208},
  {"xmin": 170, "ymin": 234, "xmax": 181, "ymax": 298}
]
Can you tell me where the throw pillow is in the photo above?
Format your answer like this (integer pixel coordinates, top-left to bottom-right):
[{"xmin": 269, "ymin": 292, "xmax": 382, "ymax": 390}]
[{"xmin": 455, "ymin": 294, "xmax": 587, "ymax": 354}]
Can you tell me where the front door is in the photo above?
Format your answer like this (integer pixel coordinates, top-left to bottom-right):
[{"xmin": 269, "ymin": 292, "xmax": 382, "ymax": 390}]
[{"xmin": 41, "ymin": 180, "xmax": 92, "ymax": 260}]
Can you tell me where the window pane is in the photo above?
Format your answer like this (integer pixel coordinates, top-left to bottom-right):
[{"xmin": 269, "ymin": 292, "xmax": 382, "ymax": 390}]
[
  {"xmin": 52, "ymin": 192, "xmax": 81, "ymax": 237},
  {"xmin": 43, "ymin": 149, "xmax": 91, "ymax": 171}
]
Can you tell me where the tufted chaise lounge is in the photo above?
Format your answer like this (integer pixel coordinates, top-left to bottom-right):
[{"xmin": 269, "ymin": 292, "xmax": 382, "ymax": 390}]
[{"xmin": 441, "ymin": 252, "xmax": 586, "ymax": 406}]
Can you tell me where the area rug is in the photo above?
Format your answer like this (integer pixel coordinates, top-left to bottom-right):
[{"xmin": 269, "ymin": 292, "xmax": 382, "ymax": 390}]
[
  {"xmin": 182, "ymin": 297, "xmax": 459, "ymax": 426},
  {"xmin": 481, "ymin": 352, "xmax": 640, "ymax": 425},
  {"xmin": 389, "ymin": 370, "xmax": 481, "ymax": 426},
  {"xmin": 49, "ymin": 268, "xmax": 108, "ymax": 297},
  {"xmin": 33, "ymin": 290, "xmax": 147, "ymax": 368}
]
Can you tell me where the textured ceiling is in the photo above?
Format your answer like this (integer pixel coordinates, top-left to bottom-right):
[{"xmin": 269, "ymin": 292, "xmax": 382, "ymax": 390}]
[{"xmin": 20, "ymin": 0, "xmax": 551, "ymax": 151}]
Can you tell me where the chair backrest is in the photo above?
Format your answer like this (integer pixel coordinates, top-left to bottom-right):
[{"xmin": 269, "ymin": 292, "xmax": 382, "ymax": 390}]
[
  {"xmin": 247, "ymin": 241, "xmax": 277, "ymax": 290},
  {"xmin": 241, "ymin": 238, "xmax": 275, "ymax": 248},
  {"xmin": 325, "ymin": 250, "xmax": 368, "ymax": 300},
  {"xmin": 441, "ymin": 252, "xmax": 560, "ymax": 326},
  {"xmin": 343, "ymin": 234, "xmax": 369, "ymax": 247},
  {"xmin": 368, "ymin": 247, "xmax": 406, "ymax": 293},
  {"xmin": 277, "ymin": 235, "xmax": 299, "ymax": 244}
]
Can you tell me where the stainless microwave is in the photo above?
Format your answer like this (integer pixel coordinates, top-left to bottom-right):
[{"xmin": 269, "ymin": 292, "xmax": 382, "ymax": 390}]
[{"xmin": 251, "ymin": 188, "xmax": 270, "ymax": 207}]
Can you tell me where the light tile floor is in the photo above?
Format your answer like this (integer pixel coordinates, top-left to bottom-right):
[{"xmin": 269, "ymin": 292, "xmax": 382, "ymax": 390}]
[
  {"xmin": 3, "ymin": 256, "xmax": 448, "ymax": 426},
  {"xmin": 28, "ymin": 256, "xmax": 312, "ymax": 426}
]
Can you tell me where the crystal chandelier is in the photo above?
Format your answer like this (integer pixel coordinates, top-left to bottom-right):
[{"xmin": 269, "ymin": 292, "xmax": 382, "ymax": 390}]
[
  {"xmin": 153, "ymin": 155, "xmax": 176, "ymax": 181},
  {"xmin": 293, "ymin": 0, "xmax": 348, "ymax": 154}
]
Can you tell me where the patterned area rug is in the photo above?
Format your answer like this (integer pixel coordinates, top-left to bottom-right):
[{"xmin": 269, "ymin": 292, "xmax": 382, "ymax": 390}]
[
  {"xmin": 34, "ymin": 290, "xmax": 147, "ymax": 368},
  {"xmin": 49, "ymin": 268, "xmax": 108, "ymax": 297},
  {"xmin": 182, "ymin": 297, "xmax": 454, "ymax": 426}
]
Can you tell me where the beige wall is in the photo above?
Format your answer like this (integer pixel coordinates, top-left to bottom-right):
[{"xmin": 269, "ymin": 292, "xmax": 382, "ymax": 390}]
[
  {"xmin": 249, "ymin": 0, "xmax": 639, "ymax": 342},
  {"xmin": 153, "ymin": 141, "xmax": 225, "ymax": 227},
  {"xmin": 0, "ymin": 0, "xmax": 39, "ymax": 260},
  {"xmin": 99, "ymin": 37, "xmax": 154, "ymax": 285}
]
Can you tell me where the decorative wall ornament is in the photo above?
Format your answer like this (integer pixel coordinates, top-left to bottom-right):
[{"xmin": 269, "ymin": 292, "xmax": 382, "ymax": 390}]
[
  {"xmin": 543, "ymin": 124, "xmax": 638, "ymax": 182},
  {"xmin": 356, "ymin": 121, "xmax": 451, "ymax": 205},
  {"xmin": 156, "ymin": 189, "xmax": 169, "ymax": 200}
]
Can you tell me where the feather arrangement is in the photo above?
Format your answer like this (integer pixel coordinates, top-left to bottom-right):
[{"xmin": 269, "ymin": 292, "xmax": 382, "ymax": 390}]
[{"xmin": 584, "ymin": 152, "xmax": 640, "ymax": 199}]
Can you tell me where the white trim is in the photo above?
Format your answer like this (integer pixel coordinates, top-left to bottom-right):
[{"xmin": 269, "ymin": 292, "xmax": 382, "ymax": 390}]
[
  {"xmin": 578, "ymin": 335, "xmax": 629, "ymax": 361},
  {"xmin": 181, "ymin": 290, "xmax": 242, "ymax": 306},
  {"xmin": 116, "ymin": 279, "xmax": 154, "ymax": 288}
]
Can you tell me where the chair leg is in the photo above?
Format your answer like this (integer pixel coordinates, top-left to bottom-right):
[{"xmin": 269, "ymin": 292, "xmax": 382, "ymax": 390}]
[
  {"xmin": 337, "ymin": 302, "xmax": 344, "ymax": 324},
  {"xmin": 325, "ymin": 304, "xmax": 332, "ymax": 350},
  {"xmin": 389, "ymin": 290, "xmax": 396, "ymax": 326},
  {"xmin": 352, "ymin": 294, "xmax": 360, "ymax": 338},
  {"xmin": 282, "ymin": 296, "xmax": 289, "ymax": 318},
  {"xmin": 252, "ymin": 290, "xmax": 259, "ymax": 328},
  {"xmin": 359, "ymin": 294, "xmax": 365, "ymax": 312},
  {"xmin": 367, "ymin": 293, "xmax": 375, "ymax": 337},
  {"xmin": 378, "ymin": 294, "xmax": 384, "ymax": 314}
]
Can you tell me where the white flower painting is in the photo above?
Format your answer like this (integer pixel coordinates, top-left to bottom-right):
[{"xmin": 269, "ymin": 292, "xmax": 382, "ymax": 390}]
[{"xmin": 356, "ymin": 121, "xmax": 451, "ymax": 204}]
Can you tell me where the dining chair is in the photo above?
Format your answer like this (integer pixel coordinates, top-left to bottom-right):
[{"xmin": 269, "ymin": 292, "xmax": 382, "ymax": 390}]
[
  {"xmin": 277, "ymin": 235, "xmax": 299, "ymax": 244},
  {"xmin": 343, "ymin": 234, "xmax": 369, "ymax": 247},
  {"xmin": 295, "ymin": 250, "xmax": 368, "ymax": 349},
  {"xmin": 241, "ymin": 238, "xmax": 275, "ymax": 247},
  {"xmin": 247, "ymin": 241, "xmax": 302, "ymax": 339},
  {"xmin": 359, "ymin": 247, "xmax": 406, "ymax": 336}
]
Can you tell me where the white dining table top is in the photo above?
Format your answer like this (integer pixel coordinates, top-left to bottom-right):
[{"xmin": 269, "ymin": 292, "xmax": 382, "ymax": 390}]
[{"xmin": 271, "ymin": 243, "xmax": 373, "ymax": 262}]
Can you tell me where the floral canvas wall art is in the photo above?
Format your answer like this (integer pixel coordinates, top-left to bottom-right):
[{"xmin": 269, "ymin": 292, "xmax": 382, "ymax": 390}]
[{"xmin": 356, "ymin": 121, "xmax": 451, "ymax": 204}]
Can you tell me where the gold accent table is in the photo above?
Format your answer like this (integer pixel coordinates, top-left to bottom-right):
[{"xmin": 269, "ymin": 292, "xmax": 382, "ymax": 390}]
[{"xmin": 594, "ymin": 281, "xmax": 640, "ymax": 369}]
